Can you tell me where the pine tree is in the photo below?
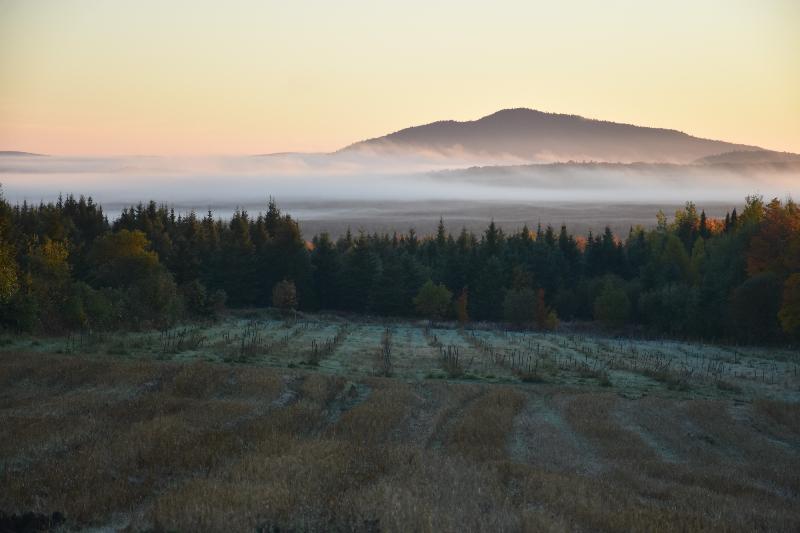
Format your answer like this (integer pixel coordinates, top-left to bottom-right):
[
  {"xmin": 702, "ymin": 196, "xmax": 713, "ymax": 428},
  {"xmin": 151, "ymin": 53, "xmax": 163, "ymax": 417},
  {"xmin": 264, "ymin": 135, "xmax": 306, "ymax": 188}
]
[
  {"xmin": 484, "ymin": 220, "xmax": 501, "ymax": 256},
  {"xmin": 455, "ymin": 287, "xmax": 469, "ymax": 325},
  {"xmin": 471, "ymin": 256, "xmax": 505, "ymax": 320},
  {"xmin": 436, "ymin": 217, "xmax": 446, "ymax": 247},
  {"xmin": 311, "ymin": 233, "xmax": 340, "ymax": 310},
  {"xmin": 699, "ymin": 210, "xmax": 709, "ymax": 239}
]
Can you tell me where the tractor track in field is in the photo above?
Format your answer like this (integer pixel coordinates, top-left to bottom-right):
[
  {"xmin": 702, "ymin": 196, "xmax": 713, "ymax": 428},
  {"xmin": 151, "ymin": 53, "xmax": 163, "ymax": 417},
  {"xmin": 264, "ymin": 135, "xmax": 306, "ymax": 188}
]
[
  {"xmin": 508, "ymin": 390, "xmax": 606, "ymax": 476},
  {"xmin": 425, "ymin": 384, "xmax": 487, "ymax": 451}
]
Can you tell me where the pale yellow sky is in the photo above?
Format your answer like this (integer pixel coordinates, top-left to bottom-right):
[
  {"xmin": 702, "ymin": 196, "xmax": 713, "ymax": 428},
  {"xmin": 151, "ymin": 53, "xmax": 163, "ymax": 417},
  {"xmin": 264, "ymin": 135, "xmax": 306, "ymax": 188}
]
[{"xmin": 0, "ymin": 0, "xmax": 798, "ymax": 156}]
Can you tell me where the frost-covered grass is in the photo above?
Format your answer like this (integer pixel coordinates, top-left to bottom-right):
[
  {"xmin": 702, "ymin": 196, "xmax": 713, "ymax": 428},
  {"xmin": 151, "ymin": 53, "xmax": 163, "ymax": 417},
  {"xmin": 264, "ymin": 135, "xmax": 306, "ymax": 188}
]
[{"xmin": 2, "ymin": 310, "xmax": 799, "ymax": 402}]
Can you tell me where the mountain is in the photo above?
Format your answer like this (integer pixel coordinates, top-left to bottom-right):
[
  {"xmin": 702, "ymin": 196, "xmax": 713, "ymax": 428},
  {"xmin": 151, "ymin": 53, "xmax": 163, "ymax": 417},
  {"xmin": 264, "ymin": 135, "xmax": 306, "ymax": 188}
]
[
  {"xmin": 694, "ymin": 149, "xmax": 800, "ymax": 165},
  {"xmin": 429, "ymin": 158, "xmax": 800, "ymax": 203},
  {"xmin": 340, "ymin": 108, "xmax": 762, "ymax": 164},
  {"xmin": 0, "ymin": 151, "xmax": 45, "ymax": 157}
]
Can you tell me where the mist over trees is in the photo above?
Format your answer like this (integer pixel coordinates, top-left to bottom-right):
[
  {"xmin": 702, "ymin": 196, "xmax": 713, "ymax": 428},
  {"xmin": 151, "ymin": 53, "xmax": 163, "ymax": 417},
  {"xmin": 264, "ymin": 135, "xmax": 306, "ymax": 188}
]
[{"xmin": 0, "ymin": 188, "xmax": 797, "ymax": 344}]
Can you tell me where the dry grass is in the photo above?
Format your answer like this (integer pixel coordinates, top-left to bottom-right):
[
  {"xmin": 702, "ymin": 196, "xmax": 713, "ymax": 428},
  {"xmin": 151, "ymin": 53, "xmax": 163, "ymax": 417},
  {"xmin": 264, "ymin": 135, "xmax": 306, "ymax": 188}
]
[
  {"xmin": 1, "ymin": 350, "xmax": 799, "ymax": 531},
  {"xmin": 755, "ymin": 399, "xmax": 800, "ymax": 434},
  {"xmin": 563, "ymin": 395, "xmax": 636, "ymax": 450},
  {"xmin": 443, "ymin": 388, "xmax": 526, "ymax": 461}
]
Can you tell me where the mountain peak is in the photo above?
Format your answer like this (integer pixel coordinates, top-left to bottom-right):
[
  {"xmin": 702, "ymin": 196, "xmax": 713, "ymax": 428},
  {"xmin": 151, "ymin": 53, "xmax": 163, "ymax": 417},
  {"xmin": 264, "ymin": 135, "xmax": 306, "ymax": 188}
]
[{"xmin": 341, "ymin": 109, "xmax": 760, "ymax": 164}]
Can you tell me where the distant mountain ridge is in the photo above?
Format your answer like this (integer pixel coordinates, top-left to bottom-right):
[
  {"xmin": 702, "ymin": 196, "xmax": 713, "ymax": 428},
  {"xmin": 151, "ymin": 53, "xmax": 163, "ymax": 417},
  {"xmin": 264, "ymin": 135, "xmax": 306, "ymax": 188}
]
[
  {"xmin": 0, "ymin": 151, "xmax": 45, "ymax": 157},
  {"xmin": 340, "ymin": 108, "xmax": 764, "ymax": 164},
  {"xmin": 693, "ymin": 150, "xmax": 800, "ymax": 165},
  {"xmin": 436, "ymin": 158, "xmax": 800, "ymax": 178}
]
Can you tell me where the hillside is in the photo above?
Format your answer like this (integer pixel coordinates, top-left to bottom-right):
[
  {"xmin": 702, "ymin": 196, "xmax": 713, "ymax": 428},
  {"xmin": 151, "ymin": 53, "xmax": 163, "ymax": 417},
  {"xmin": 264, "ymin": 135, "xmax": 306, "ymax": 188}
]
[
  {"xmin": 694, "ymin": 149, "xmax": 800, "ymax": 164},
  {"xmin": 341, "ymin": 108, "xmax": 762, "ymax": 164},
  {"xmin": 0, "ymin": 150, "xmax": 45, "ymax": 157}
]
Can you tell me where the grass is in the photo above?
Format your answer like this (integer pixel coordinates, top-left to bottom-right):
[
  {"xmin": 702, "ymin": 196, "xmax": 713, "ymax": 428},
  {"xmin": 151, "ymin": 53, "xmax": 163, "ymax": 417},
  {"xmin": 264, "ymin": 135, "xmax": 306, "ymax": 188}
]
[
  {"xmin": 514, "ymin": 368, "xmax": 547, "ymax": 383},
  {"xmin": 443, "ymin": 388, "xmax": 526, "ymax": 461},
  {"xmin": 716, "ymin": 378, "xmax": 743, "ymax": 394},
  {"xmin": 1, "ymin": 311, "xmax": 799, "ymax": 531},
  {"xmin": 11, "ymin": 310, "xmax": 799, "ymax": 402},
  {"xmin": 575, "ymin": 363, "xmax": 612, "ymax": 387},
  {"xmin": 754, "ymin": 399, "xmax": 800, "ymax": 433},
  {"xmin": 642, "ymin": 367, "xmax": 690, "ymax": 391}
]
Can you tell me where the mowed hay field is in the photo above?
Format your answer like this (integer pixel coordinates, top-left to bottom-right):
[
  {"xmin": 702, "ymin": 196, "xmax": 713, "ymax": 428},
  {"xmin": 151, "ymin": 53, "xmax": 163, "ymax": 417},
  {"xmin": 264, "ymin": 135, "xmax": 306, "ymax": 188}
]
[{"xmin": 1, "ymin": 312, "xmax": 799, "ymax": 532}]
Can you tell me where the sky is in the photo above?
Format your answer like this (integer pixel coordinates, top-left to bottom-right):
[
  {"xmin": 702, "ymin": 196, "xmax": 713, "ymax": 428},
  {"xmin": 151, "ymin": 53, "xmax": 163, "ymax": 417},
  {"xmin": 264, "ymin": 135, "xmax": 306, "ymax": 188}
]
[{"xmin": 0, "ymin": 0, "xmax": 798, "ymax": 156}]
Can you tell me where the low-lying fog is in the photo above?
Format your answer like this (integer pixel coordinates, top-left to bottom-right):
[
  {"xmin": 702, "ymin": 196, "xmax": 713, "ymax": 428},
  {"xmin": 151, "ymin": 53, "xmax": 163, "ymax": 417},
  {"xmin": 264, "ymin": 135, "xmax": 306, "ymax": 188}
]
[{"xmin": 2, "ymin": 152, "xmax": 797, "ymax": 237}]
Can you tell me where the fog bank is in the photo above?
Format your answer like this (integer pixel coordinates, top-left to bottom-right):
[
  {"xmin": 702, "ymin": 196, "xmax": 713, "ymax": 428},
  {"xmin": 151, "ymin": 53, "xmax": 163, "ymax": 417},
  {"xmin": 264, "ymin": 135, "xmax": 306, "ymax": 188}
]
[{"xmin": 1, "ymin": 152, "xmax": 796, "ymax": 236}]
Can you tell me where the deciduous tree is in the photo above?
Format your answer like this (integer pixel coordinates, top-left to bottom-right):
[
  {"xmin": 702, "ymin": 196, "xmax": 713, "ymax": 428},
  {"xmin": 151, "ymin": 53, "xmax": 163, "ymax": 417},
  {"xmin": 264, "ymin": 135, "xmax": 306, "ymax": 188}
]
[
  {"xmin": 413, "ymin": 280, "xmax": 452, "ymax": 322},
  {"xmin": 272, "ymin": 279, "xmax": 298, "ymax": 313},
  {"xmin": 778, "ymin": 273, "xmax": 800, "ymax": 339}
]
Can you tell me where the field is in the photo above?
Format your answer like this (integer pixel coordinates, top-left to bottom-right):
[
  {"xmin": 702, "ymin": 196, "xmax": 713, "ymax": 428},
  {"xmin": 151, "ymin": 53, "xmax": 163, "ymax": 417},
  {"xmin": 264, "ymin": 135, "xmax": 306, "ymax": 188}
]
[{"xmin": 2, "ymin": 311, "xmax": 799, "ymax": 531}]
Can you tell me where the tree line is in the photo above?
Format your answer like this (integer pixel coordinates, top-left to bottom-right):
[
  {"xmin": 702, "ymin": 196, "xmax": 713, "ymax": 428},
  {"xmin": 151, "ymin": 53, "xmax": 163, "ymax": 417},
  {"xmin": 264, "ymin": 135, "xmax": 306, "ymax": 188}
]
[{"xmin": 0, "ymin": 189, "xmax": 797, "ymax": 344}]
